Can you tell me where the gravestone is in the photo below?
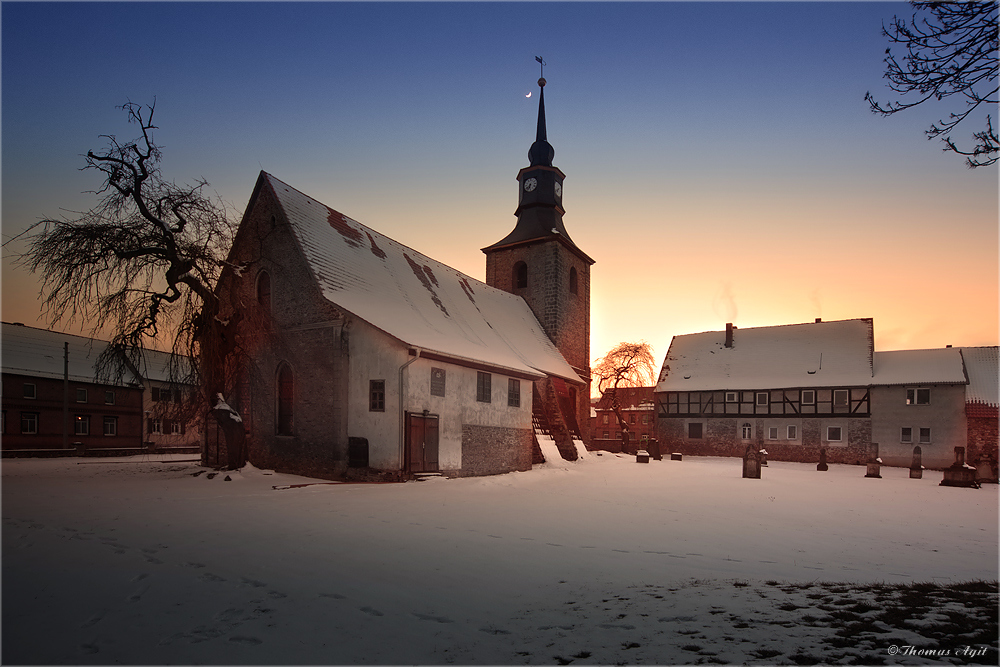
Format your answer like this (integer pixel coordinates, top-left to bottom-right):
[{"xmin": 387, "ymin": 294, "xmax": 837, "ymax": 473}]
[
  {"xmin": 940, "ymin": 446, "xmax": 979, "ymax": 488},
  {"xmin": 759, "ymin": 448, "xmax": 768, "ymax": 466},
  {"xmin": 670, "ymin": 452, "xmax": 683, "ymax": 461},
  {"xmin": 865, "ymin": 442, "xmax": 882, "ymax": 479},
  {"xmin": 816, "ymin": 448, "xmax": 828, "ymax": 472},
  {"xmin": 647, "ymin": 438, "xmax": 662, "ymax": 461},
  {"xmin": 742, "ymin": 444, "xmax": 761, "ymax": 479},
  {"xmin": 909, "ymin": 446, "xmax": 923, "ymax": 479},
  {"xmin": 636, "ymin": 449, "xmax": 650, "ymax": 464}
]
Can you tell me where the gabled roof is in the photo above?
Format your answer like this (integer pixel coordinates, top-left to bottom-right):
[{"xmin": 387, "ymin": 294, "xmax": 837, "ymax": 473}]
[
  {"xmin": 1, "ymin": 322, "xmax": 136, "ymax": 386},
  {"xmin": 656, "ymin": 319, "xmax": 874, "ymax": 392},
  {"xmin": 596, "ymin": 386, "xmax": 655, "ymax": 411},
  {"xmin": 959, "ymin": 346, "xmax": 998, "ymax": 409},
  {"xmin": 872, "ymin": 348, "xmax": 967, "ymax": 386},
  {"xmin": 262, "ymin": 173, "xmax": 580, "ymax": 383}
]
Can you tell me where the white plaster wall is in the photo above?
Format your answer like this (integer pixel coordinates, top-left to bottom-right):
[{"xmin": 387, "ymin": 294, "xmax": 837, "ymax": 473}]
[
  {"xmin": 870, "ymin": 384, "xmax": 967, "ymax": 468},
  {"xmin": 345, "ymin": 318, "xmax": 408, "ymax": 470}
]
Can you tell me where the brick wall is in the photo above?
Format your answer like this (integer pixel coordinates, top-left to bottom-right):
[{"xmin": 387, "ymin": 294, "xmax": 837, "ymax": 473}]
[{"xmin": 460, "ymin": 424, "xmax": 533, "ymax": 476}]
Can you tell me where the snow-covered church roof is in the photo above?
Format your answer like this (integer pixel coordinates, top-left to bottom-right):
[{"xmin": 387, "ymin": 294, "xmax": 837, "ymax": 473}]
[
  {"xmin": 263, "ymin": 173, "xmax": 580, "ymax": 383},
  {"xmin": 656, "ymin": 319, "xmax": 874, "ymax": 392}
]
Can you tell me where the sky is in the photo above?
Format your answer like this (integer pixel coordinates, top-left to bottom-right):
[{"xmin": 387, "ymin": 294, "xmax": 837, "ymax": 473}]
[{"xmin": 3, "ymin": 1, "xmax": 998, "ymax": 375}]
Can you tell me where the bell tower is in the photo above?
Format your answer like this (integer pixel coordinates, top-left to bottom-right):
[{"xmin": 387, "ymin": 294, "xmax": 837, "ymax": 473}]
[{"xmin": 483, "ymin": 62, "xmax": 594, "ymax": 449}]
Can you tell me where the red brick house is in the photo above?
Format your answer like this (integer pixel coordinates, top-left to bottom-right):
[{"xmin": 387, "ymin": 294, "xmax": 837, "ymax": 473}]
[
  {"xmin": 961, "ymin": 346, "xmax": 999, "ymax": 482},
  {"xmin": 592, "ymin": 386, "xmax": 656, "ymax": 453}
]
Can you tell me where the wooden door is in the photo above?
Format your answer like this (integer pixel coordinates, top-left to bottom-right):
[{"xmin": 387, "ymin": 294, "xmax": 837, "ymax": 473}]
[{"xmin": 406, "ymin": 413, "xmax": 439, "ymax": 473}]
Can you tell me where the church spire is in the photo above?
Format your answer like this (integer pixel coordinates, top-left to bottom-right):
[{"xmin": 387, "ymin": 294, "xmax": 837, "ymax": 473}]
[{"xmin": 528, "ymin": 77, "xmax": 554, "ymax": 167}]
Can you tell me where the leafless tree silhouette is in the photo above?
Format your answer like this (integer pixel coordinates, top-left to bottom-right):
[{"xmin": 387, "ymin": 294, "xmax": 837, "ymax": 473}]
[
  {"xmin": 17, "ymin": 101, "xmax": 250, "ymax": 468},
  {"xmin": 593, "ymin": 341, "xmax": 657, "ymax": 451},
  {"xmin": 866, "ymin": 1, "xmax": 998, "ymax": 168}
]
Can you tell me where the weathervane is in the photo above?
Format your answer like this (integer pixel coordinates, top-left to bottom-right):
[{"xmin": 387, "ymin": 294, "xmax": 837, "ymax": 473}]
[{"xmin": 535, "ymin": 55, "xmax": 546, "ymax": 87}]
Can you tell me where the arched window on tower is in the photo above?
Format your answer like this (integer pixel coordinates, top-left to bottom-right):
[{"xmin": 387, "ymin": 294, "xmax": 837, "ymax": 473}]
[
  {"xmin": 276, "ymin": 363, "xmax": 293, "ymax": 435},
  {"xmin": 257, "ymin": 270, "xmax": 272, "ymax": 316},
  {"xmin": 513, "ymin": 261, "xmax": 528, "ymax": 289},
  {"xmin": 569, "ymin": 267, "xmax": 578, "ymax": 295}
]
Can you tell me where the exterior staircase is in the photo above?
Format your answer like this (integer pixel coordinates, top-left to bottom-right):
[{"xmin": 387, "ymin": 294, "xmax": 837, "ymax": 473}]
[{"xmin": 531, "ymin": 383, "xmax": 579, "ymax": 462}]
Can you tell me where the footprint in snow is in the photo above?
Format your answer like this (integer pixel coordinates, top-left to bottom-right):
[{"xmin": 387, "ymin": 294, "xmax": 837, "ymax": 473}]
[
  {"xmin": 319, "ymin": 592, "xmax": 347, "ymax": 599},
  {"xmin": 413, "ymin": 612, "xmax": 453, "ymax": 623},
  {"xmin": 360, "ymin": 606, "xmax": 384, "ymax": 617},
  {"xmin": 229, "ymin": 636, "xmax": 262, "ymax": 645}
]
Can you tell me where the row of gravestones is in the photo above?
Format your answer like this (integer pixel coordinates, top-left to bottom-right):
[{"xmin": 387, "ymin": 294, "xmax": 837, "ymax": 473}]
[{"xmin": 741, "ymin": 443, "xmax": 980, "ymax": 489}]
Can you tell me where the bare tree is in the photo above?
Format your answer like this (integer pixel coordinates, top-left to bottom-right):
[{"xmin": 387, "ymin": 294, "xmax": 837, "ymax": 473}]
[
  {"xmin": 592, "ymin": 341, "xmax": 657, "ymax": 451},
  {"xmin": 16, "ymin": 101, "xmax": 249, "ymax": 468},
  {"xmin": 865, "ymin": 1, "xmax": 998, "ymax": 168}
]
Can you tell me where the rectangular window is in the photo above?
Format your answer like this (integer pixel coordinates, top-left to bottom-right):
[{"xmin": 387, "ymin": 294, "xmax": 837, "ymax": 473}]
[
  {"xmin": 906, "ymin": 388, "xmax": 931, "ymax": 405},
  {"xmin": 21, "ymin": 412, "xmax": 38, "ymax": 435},
  {"xmin": 507, "ymin": 378, "xmax": 521, "ymax": 407},
  {"xmin": 430, "ymin": 368, "xmax": 446, "ymax": 397},
  {"xmin": 629, "ymin": 413, "xmax": 636, "ymax": 424},
  {"xmin": 756, "ymin": 392, "xmax": 769, "ymax": 406},
  {"xmin": 801, "ymin": 390, "xmax": 815, "ymax": 405},
  {"xmin": 725, "ymin": 392, "xmax": 738, "ymax": 403},
  {"xmin": 476, "ymin": 372, "xmax": 491, "ymax": 403},
  {"xmin": 76, "ymin": 388, "xmax": 88, "ymax": 403},
  {"xmin": 919, "ymin": 427, "xmax": 931, "ymax": 444},
  {"xmin": 150, "ymin": 418, "xmax": 162, "ymax": 435},
  {"xmin": 74, "ymin": 415, "xmax": 90, "ymax": 436},
  {"xmin": 901, "ymin": 427, "xmax": 912, "ymax": 443},
  {"xmin": 603, "ymin": 431, "xmax": 609, "ymax": 439},
  {"xmin": 369, "ymin": 380, "xmax": 386, "ymax": 412},
  {"xmin": 833, "ymin": 390, "xmax": 849, "ymax": 408},
  {"xmin": 827, "ymin": 426, "xmax": 842, "ymax": 442},
  {"xmin": 103, "ymin": 416, "xmax": 118, "ymax": 436},
  {"xmin": 768, "ymin": 427, "xmax": 778, "ymax": 440},
  {"xmin": 105, "ymin": 390, "xmax": 115, "ymax": 405},
  {"xmin": 602, "ymin": 414, "xmax": 609, "ymax": 424},
  {"xmin": 688, "ymin": 422, "xmax": 703, "ymax": 439},
  {"xmin": 787, "ymin": 425, "xmax": 798, "ymax": 440},
  {"xmin": 170, "ymin": 420, "xmax": 182, "ymax": 435},
  {"xmin": 23, "ymin": 383, "xmax": 36, "ymax": 399}
]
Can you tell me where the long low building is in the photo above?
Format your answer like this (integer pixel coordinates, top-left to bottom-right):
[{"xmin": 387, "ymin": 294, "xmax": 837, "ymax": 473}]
[{"xmin": 655, "ymin": 318, "xmax": 998, "ymax": 475}]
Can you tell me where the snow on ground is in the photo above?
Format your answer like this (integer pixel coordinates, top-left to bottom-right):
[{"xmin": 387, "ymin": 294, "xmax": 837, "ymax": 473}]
[{"xmin": 2, "ymin": 453, "xmax": 997, "ymax": 665}]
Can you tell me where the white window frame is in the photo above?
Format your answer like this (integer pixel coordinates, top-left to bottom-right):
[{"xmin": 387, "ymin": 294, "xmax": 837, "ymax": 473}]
[
  {"xmin": 170, "ymin": 421, "xmax": 182, "ymax": 435},
  {"xmin": 826, "ymin": 425, "xmax": 842, "ymax": 442},
  {"xmin": 725, "ymin": 391, "xmax": 738, "ymax": 403},
  {"xmin": 104, "ymin": 416, "xmax": 118, "ymax": 436},
  {"xmin": 23, "ymin": 383, "xmax": 36, "ymax": 399},
  {"xmin": 76, "ymin": 388, "xmax": 88, "ymax": 403},
  {"xmin": 919, "ymin": 427, "xmax": 931, "ymax": 444},
  {"xmin": 900, "ymin": 427, "xmax": 912, "ymax": 443},
  {"xmin": 741, "ymin": 422, "xmax": 752, "ymax": 439},
  {"xmin": 105, "ymin": 390, "xmax": 115, "ymax": 405},
  {"xmin": 768, "ymin": 427, "xmax": 778, "ymax": 440},
  {"xmin": 21, "ymin": 412, "xmax": 38, "ymax": 434},
  {"xmin": 787, "ymin": 425, "xmax": 797, "ymax": 440},
  {"xmin": 906, "ymin": 388, "xmax": 931, "ymax": 406},
  {"xmin": 151, "ymin": 418, "xmax": 163, "ymax": 435},
  {"xmin": 756, "ymin": 392, "xmax": 769, "ymax": 407},
  {"xmin": 801, "ymin": 390, "xmax": 815, "ymax": 405},
  {"xmin": 74, "ymin": 415, "xmax": 89, "ymax": 436},
  {"xmin": 833, "ymin": 390, "xmax": 849, "ymax": 408}
]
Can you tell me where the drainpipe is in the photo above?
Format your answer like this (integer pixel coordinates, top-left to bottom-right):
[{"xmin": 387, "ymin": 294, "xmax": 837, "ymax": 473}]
[
  {"xmin": 398, "ymin": 348, "xmax": 421, "ymax": 470},
  {"xmin": 63, "ymin": 342, "xmax": 69, "ymax": 449}
]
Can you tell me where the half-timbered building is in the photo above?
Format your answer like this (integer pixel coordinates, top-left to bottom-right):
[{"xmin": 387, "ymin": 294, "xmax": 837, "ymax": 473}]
[{"xmin": 655, "ymin": 319, "xmax": 875, "ymax": 464}]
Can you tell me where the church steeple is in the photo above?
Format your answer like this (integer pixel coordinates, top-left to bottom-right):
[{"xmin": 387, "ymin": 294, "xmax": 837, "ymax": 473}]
[{"xmin": 481, "ymin": 69, "xmax": 593, "ymax": 265}]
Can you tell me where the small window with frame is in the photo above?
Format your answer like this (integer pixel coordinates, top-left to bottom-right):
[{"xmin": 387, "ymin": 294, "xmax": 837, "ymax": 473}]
[
  {"xmin": 919, "ymin": 427, "xmax": 931, "ymax": 444},
  {"xmin": 826, "ymin": 426, "xmax": 842, "ymax": 442},
  {"xmin": 833, "ymin": 390, "xmax": 849, "ymax": 408},
  {"xmin": 74, "ymin": 415, "xmax": 90, "ymax": 436},
  {"xmin": 725, "ymin": 392, "xmax": 738, "ymax": 403},
  {"xmin": 103, "ymin": 416, "xmax": 118, "ymax": 436},
  {"xmin": 21, "ymin": 412, "xmax": 38, "ymax": 435},
  {"xmin": 801, "ymin": 390, "xmax": 815, "ymax": 405},
  {"xmin": 741, "ymin": 422, "xmax": 752, "ymax": 439},
  {"xmin": 476, "ymin": 372, "xmax": 491, "ymax": 403},
  {"xmin": 76, "ymin": 388, "xmax": 88, "ymax": 403},
  {"xmin": 23, "ymin": 383, "xmax": 36, "ymax": 399},
  {"xmin": 900, "ymin": 427, "xmax": 912, "ymax": 443},
  {"xmin": 756, "ymin": 392, "xmax": 769, "ymax": 407},
  {"xmin": 768, "ymin": 427, "xmax": 778, "ymax": 440},
  {"xmin": 787, "ymin": 425, "xmax": 798, "ymax": 440},
  {"xmin": 906, "ymin": 388, "xmax": 931, "ymax": 405},
  {"xmin": 688, "ymin": 422, "xmax": 703, "ymax": 439},
  {"xmin": 507, "ymin": 378, "xmax": 521, "ymax": 407},
  {"xmin": 369, "ymin": 380, "xmax": 386, "ymax": 412},
  {"xmin": 105, "ymin": 390, "xmax": 115, "ymax": 405}
]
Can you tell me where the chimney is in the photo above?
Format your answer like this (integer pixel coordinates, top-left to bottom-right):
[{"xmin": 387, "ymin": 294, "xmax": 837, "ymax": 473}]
[
  {"xmin": 725, "ymin": 323, "xmax": 733, "ymax": 348},
  {"xmin": 815, "ymin": 318, "xmax": 822, "ymax": 323}
]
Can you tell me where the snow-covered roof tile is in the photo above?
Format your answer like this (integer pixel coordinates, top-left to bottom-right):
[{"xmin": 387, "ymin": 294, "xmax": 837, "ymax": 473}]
[
  {"xmin": 656, "ymin": 319, "xmax": 874, "ymax": 392},
  {"xmin": 959, "ymin": 346, "xmax": 998, "ymax": 408},
  {"xmin": 265, "ymin": 174, "xmax": 579, "ymax": 383},
  {"xmin": 872, "ymin": 348, "xmax": 967, "ymax": 386}
]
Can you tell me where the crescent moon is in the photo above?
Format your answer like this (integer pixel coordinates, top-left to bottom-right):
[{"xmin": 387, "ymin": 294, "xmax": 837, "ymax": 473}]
[{"xmin": 525, "ymin": 92, "xmax": 532, "ymax": 98}]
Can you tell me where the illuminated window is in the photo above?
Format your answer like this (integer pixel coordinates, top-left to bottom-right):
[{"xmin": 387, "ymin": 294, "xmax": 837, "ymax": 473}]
[
  {"xmin": 74, "ymin": 415, "xmax": 90, "ymax": 436},
  {"xmin": 906, "ymin": 388, "xmax": 930, "ymax": 405}
]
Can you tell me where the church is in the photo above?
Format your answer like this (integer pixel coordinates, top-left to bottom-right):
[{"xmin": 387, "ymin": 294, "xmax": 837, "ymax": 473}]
[{"xmin": 211, "ymin": 74, "xmax": 593, "ymax": 478}]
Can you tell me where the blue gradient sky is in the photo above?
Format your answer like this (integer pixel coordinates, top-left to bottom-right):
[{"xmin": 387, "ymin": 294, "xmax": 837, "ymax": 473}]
[{"xmin": 3, "ymin": 2, "xmax": 997, "ymax": 371}]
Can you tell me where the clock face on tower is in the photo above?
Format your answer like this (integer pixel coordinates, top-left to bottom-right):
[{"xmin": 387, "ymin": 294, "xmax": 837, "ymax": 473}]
[
  {"xmin": 523, "ymin": 177, "xmax": 538, "ymax": 192},
  {"xmin": 554, "ymin": 181, "xmax": 562, "ymax": 198}
]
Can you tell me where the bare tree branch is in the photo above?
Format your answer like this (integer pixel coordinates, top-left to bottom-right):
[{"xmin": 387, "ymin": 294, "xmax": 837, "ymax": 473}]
[
  {"xmin": 865, "ymin": 1, "xmax": 998, "ymax": 167},
  {"xmin": 592, "ymin": 341, "xmax": 657, "ymax": 449}
]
